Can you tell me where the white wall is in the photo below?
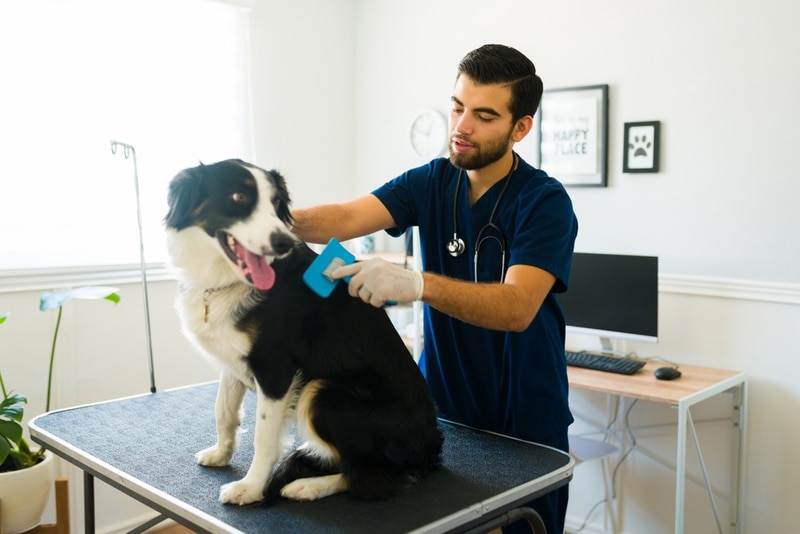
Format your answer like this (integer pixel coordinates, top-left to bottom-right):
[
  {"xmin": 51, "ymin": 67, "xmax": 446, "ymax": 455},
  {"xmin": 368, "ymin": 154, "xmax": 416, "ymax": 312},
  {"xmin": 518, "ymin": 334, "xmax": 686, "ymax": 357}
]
[
  {"xmin": 351, "ymin": 0, "xmax": 800, "ymax": 283},
  {"xmin": 349, "ymin": 1, "xmax": 800, "ymax": 532},
  {"xmin": 250, "ymin": 0, "xmax": 358, "ymax": 208},
  {"xmin": 2, "ymin": 0, "xmax": 799, "ymax": 532}
]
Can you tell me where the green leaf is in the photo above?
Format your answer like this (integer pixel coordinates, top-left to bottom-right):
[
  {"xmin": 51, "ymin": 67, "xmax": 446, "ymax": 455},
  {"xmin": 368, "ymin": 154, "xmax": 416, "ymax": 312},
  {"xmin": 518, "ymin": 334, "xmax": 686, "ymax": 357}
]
[
  {"xmin": 0, "ymin": 436, "xmax": 10, "ymax": 465},
  {"xmin": 1, "ymin": 393, "xmax": 27, "ymax": 406},
  {"xmin": 0, "ymin": 394, "xmax": 27, "ymax": 422},
  {"xmin": 40, "ymin": 286, "xmax": 120, "ymax": 311},
  {"xmin": 0, "ymin": 419, "xmax": 23, "ymax": 444},
  {"xmin": 0, "ymin": 404, "xmax": 25, "ymax": 423},
  {"xmin": 0, "ymin": 312, "xmax": 8, "ymax": 324}
]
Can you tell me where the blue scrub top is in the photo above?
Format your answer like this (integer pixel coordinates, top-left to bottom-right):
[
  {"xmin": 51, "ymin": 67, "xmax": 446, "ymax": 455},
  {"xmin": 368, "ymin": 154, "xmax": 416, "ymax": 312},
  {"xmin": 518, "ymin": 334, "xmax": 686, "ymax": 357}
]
[{"xmin": 372, "ymin": 155, "xmax": 578, "ymax": 443}]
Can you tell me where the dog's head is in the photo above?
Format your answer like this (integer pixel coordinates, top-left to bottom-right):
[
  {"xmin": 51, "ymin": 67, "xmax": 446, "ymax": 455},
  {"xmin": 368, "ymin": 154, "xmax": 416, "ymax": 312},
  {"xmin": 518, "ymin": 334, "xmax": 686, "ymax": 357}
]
[{"xmin": 164, "ymin": 159, "xmax": 298, "ymax": 290}]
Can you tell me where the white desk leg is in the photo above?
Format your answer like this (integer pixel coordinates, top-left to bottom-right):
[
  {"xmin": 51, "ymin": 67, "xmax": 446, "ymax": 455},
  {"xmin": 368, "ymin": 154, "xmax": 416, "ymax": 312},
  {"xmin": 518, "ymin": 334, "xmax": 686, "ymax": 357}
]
[
  {"xmin": 675, "ymin": 400, "xmax": 688, "ymax": 534},
  {"xmin": 730, "ymin": 382, "xmax": 748, "ymax": 533}
]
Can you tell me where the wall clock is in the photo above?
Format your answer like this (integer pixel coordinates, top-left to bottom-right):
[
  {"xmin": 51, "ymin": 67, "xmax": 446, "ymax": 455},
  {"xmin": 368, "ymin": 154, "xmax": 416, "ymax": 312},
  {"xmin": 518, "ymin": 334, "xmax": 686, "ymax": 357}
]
[{"xmin": 410, "ymin": 109, "xmax": 448, "ymax": 158}]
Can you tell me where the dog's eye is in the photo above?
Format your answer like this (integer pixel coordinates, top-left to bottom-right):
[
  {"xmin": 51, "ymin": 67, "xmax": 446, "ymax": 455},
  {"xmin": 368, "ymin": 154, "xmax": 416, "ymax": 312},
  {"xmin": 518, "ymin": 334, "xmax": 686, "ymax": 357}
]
[{"xmin": 232, "ymin": 192, "xmax": 248, "ymax": 203}]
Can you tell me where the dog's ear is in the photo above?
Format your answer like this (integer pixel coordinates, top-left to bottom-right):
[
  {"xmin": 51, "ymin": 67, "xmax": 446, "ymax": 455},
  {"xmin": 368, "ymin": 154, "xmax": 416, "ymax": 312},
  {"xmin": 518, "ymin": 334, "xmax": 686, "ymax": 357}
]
[
  {"xmin": 164, "ymin": 166, "xmax": 206, "ymax": 230},
  {"xmin": 268, "ymin": 169, "xmax": 293, "ymax": 225}
]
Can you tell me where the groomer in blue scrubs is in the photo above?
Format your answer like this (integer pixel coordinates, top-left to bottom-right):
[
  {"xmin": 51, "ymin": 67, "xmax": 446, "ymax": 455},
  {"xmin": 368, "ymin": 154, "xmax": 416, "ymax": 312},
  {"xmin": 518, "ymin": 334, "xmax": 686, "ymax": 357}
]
[{"xmin": 292, "ymin": 44, "xmax": 578, "ymax": 533}]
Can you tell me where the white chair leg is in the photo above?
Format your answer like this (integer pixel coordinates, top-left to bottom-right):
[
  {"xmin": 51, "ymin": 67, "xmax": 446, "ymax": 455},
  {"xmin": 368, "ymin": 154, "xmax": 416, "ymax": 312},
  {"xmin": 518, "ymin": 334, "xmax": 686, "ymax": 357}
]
[{"xmin": 601, "ymin": 457, "xmax": 618, "ymax": 533}]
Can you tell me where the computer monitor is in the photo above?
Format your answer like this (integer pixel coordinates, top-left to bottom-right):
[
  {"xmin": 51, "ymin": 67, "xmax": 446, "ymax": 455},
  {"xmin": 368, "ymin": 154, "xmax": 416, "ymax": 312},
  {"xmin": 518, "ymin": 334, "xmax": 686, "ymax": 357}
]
[{"xmin": 559, "ymin": 252, "xmax": 659, "ymax": 348}]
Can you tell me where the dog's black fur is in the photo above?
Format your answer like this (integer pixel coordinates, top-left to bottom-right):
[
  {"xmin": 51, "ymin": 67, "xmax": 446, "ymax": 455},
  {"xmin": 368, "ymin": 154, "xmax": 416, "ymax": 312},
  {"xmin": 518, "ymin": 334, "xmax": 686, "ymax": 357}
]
[{"xmin": 164, "ymin": 159, "xmax": 442, "ymax": 505}]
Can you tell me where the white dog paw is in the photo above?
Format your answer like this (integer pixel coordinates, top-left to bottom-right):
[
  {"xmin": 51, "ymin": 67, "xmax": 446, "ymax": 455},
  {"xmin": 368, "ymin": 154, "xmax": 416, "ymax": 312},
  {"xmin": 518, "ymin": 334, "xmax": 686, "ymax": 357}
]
[
  {"xmin": 195, "ymin": 445, "xmax": 232, "ymax": 467},
  {"xmin": 219, "ymin": 479, "xmax": 264, "ymax": 505},
  {"xmin": 280, "ymin": 474, "xmax": 346, "ymax": 502}
]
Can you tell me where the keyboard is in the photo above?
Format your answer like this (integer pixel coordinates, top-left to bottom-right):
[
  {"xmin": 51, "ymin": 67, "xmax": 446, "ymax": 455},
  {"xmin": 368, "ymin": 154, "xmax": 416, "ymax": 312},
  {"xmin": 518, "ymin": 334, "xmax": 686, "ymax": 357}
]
[{"xmin": 565, "ymin": 350, "xmax": 646, "ymax": 375}]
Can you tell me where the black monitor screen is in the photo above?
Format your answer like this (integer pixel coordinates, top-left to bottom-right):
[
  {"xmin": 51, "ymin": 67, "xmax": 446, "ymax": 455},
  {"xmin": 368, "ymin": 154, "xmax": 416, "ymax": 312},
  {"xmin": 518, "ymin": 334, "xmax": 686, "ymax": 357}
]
[{"xmin": 559, "ymin": 252, "xmax": 658, "ymax": 343}]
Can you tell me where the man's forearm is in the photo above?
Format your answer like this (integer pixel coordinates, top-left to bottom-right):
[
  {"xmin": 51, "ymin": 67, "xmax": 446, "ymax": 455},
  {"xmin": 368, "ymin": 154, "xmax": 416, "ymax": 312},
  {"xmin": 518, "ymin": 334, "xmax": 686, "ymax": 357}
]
[
  {"xmin": 291, "ymin": 205, "xmax": 346, "ymax": 244},
  {"xmin": 420, "ymin": 265, "xmax": 555, "ymax": 332},
  {"xmin": 291, "ymin": 194, "xmax": 395, "ymax": 245}
]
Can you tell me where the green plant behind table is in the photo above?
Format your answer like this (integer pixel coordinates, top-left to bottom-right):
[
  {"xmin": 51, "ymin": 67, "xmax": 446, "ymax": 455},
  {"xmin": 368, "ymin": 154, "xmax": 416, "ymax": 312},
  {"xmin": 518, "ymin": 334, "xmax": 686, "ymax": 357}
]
[
  {"xmin": 1, "ymin": 312, "xmax": 46, "ymax": 471},
  {"xmin": 39, "ymin": 286, "xmax": 121, "ymax": 412},
  {"xmin": 0, "ymin": 369, "xmax": 45, "ymax": 471},
  {"xmin": 0, "ymin": 287, "xmax": 120, "ymax": 471}
]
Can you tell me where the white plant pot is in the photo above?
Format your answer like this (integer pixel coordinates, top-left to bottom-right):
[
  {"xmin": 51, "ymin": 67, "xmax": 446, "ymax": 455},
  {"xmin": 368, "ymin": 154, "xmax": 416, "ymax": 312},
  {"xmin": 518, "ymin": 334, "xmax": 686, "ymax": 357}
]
[{"xmin": 0, "ymin": 450, "xmax": 54, "ymax": 534}]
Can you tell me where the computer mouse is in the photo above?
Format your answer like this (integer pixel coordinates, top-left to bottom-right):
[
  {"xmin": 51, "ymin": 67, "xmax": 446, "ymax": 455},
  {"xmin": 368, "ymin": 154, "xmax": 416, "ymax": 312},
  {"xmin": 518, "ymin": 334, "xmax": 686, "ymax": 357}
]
[{"xmin": 654, "ymin": 366, "xmax": 682, "ymax": 380}]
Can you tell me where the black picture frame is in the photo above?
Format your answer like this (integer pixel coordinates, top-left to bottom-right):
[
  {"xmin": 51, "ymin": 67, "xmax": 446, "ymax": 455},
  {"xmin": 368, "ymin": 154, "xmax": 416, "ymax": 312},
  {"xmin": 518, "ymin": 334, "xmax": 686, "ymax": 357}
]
[
  {"xmin": 623, "ymin": 121, "xmax": 660, "ymax": 173},
  {"xmin": 535, "ymin": 84, "xmax": 609, "ymax": 187}
]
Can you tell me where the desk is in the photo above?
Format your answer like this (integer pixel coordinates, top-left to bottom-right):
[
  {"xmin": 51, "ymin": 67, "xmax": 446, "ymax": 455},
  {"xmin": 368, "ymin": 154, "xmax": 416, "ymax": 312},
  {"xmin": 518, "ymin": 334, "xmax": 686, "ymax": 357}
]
[
  {"xmin": 568, "ymin": 358, "xmax": 747, "ymax": 533},
  {"xmin": 30, "ymin": 382, "xmax": 572, "ymax": 534}
]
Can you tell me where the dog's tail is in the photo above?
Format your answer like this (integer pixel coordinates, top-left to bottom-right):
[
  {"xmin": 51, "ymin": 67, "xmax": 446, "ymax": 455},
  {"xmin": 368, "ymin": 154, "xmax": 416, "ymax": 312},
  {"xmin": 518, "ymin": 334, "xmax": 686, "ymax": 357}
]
[
  {"xmin": 263, "ymin": 429, "xmax": 443, "ymax": 503},
  {"xmin": 262, "ymin": 448, "xmax": 410, "ymax": 503},
  {"xmin": 262, "ymin": 448, "xmax": 339, "ymax": 503}
]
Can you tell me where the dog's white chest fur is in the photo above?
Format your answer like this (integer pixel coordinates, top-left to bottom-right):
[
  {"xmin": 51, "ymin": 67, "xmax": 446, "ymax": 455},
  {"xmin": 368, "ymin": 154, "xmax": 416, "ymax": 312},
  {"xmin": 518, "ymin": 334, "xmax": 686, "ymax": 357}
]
[{"xmin": 176, "ymin": 287, "xmax": 256, "ymax": 386}]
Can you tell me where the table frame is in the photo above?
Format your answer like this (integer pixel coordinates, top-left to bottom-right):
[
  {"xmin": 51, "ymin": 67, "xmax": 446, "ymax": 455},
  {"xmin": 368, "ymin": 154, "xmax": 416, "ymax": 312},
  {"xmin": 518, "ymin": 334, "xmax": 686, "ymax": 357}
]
[
  {"xmin": 567, "ymin": 358, "xmax": 747, "ymax": 533},
  {"xmin": 30, "ymin": 383, "xmax": 573, "ymax": 534}
]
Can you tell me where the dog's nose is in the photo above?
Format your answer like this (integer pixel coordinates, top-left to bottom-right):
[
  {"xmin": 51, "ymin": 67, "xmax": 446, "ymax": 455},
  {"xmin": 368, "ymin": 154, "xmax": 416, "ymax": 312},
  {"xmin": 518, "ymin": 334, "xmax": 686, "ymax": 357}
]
[{"xmin": 270, "ymin": 232, "xmax": 294, "ymax": 255}]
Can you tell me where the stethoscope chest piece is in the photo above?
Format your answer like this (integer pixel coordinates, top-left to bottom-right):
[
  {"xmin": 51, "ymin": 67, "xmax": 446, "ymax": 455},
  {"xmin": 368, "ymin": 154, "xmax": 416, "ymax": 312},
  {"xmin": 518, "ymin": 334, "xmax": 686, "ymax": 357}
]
[
  {"xmin": 447, "ymin": 236, "xmax": 466, "ymax": 257},
  {"xmin": 445, "ymin": 154, "xmax": 517, "ymax": 271}
]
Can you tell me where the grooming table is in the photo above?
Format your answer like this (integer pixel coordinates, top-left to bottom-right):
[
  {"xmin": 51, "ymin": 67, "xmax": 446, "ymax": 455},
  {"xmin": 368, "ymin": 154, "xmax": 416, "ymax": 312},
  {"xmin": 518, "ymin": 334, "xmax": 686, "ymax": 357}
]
[{"xmin": 30, "ymin": 382, "xmax": 572, "ymax": 533}]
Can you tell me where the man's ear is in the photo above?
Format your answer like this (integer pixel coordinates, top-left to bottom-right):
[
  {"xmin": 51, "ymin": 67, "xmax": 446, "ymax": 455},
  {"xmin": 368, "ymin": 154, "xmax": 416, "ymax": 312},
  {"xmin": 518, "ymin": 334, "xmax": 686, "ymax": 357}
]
[{"xmin": 511, "ymin": 115, "xmax": 535, "ymax": 143}]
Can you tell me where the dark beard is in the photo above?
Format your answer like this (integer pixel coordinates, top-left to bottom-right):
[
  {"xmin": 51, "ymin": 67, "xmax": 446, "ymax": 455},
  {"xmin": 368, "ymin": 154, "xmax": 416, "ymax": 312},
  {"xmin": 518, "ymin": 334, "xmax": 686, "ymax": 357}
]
[{"xmin": 449, "ymin": 129, "xmax": 514, "ymax": 170}]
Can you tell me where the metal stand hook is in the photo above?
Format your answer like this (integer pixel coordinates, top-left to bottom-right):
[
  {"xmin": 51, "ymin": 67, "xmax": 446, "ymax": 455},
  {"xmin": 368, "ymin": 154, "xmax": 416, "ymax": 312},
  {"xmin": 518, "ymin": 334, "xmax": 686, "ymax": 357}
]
[
  {"xmin": 110, "ymin": 140, "xmax": 133, "ymax": 159},
  {"xmin": 110, "ymin": 140, "xmax": 157, "ymax": 394}
]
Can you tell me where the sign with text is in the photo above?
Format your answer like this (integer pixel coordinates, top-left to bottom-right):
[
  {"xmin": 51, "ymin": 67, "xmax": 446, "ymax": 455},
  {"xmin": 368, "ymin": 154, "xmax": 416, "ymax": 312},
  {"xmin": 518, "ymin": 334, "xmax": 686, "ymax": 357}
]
[{"xmin": 539, "ymin": 85, "xmax": 608, "ymax": 187}]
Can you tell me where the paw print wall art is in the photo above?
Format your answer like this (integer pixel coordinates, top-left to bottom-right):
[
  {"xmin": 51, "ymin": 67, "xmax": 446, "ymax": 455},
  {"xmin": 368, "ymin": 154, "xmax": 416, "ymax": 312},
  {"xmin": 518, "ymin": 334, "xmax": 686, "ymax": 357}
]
[{"xmin": 623, "ymin": 121, "xmax": 660, "ymax": 173}]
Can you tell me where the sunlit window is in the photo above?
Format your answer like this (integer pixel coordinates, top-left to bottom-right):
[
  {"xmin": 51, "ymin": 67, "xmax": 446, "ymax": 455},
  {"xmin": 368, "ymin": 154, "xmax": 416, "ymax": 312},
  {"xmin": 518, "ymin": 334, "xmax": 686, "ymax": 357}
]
[{"xmin": 0, "ymin": 0, "xmax": 253, "ymax": 272}]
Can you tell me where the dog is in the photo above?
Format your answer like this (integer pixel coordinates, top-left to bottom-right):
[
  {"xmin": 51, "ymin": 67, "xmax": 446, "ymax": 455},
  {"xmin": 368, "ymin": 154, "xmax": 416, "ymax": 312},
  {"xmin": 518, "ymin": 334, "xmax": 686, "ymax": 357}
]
[{"xmin": 164, "ymin": 159, "xmax": 442, "ymax": 506}]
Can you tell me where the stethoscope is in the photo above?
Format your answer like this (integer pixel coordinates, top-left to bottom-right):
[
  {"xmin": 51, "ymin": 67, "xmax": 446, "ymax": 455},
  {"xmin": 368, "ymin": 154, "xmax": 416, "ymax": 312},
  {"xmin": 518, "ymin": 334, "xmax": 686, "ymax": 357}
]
[{"xmin": 446, "ymin": 153, "xmax": 518, "ymax": 282}]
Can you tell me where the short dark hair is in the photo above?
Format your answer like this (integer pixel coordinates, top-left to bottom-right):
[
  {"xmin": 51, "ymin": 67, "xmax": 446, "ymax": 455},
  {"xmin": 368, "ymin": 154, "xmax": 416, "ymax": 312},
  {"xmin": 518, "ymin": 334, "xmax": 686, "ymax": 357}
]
[{"xmin": 457, "ymin": 44, "xmax": 543, "ymax": 123}]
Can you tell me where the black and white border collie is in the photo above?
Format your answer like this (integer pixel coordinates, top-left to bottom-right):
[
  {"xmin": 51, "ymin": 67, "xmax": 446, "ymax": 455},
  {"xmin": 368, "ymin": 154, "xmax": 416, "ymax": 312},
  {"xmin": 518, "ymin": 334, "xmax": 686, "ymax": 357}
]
[{"xmin": 164, "ymin": 159, "xmax": 442, "ymax": 506}]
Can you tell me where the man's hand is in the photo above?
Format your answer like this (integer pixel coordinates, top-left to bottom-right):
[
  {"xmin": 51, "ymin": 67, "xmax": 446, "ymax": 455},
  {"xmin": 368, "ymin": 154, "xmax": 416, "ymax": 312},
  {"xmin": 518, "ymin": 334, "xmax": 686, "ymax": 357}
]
[{"xmin": 333, "ymin": 258, "xmax": 424, "ymax": 307}]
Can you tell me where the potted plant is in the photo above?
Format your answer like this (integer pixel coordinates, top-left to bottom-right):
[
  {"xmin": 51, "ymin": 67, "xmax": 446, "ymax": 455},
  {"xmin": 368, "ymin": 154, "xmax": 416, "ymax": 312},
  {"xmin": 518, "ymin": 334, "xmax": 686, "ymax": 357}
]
[
  {"xmin": 0, "ymin": 287, "xmax": 119, "ymax": 533},
  {"xmin": 1, "ymin": 363, "xmax": 54, "ymax": 534}
]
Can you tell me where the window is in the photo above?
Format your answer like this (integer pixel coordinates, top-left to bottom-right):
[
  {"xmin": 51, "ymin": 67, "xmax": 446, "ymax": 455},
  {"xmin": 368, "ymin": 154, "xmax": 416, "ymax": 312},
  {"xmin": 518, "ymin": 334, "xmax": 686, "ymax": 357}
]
[{"xmin": 0, "ymin": 0, "xmax": 253, "ymax": 273}]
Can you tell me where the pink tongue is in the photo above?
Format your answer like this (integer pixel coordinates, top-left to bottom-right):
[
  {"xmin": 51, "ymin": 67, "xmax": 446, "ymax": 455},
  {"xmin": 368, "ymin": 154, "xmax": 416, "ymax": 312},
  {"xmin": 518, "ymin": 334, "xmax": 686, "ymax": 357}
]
[{"xmin": 236, "ymin": 245, "xmax": 276, "ymax": 290}]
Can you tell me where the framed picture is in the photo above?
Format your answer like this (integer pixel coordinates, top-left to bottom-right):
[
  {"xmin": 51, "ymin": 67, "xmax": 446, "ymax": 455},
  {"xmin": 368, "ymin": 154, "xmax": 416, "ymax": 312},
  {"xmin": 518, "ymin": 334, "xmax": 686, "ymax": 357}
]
[
  {"xmin": 623, "ymin": 121, "xmax": 660, "ymax": 173},
  {"xmin": 537, "ymin": 84, "xmax": 609, "ymax": 187}
]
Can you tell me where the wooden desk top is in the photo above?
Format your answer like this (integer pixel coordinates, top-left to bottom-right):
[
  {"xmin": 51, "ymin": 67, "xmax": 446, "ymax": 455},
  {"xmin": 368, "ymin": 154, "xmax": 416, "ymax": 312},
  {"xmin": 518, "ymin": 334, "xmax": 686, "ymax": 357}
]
[{"xmin": 567, "ymin": 358, "xmax": 745, "ymax": 405}]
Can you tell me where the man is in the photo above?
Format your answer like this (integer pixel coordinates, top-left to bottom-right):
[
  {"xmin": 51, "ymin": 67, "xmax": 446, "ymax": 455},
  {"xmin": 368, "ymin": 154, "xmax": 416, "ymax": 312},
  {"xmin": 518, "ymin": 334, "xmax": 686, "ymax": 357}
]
[{"xmin": 292, "ymin": 44, "xmax": 577, "ymax": 533}]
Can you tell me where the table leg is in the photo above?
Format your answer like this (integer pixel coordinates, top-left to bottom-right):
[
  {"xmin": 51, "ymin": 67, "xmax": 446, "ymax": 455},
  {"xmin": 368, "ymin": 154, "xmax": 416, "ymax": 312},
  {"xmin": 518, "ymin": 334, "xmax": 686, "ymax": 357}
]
[
  {"xmin": 730, "ymin": 382, "xmax": 747, "ymax": 533},
  {"xmin": 84, "ymin": 471, "xmax": 95, "ymax": 534},
  {"xmin": 675, "ymin": 401, "xmax": 687, "ymax": 534}
]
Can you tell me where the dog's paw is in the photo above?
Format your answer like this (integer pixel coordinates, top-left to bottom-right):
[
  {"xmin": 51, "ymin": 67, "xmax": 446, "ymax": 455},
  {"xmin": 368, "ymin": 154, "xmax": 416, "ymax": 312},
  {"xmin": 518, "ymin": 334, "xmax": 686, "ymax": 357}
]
[
  {"xmin": 195, "ymin": 445, "xmax": 233, "ymax": 467},
  {"xmin": 280, "ymin": 474, "xmax": 347, "ymax": 502},
  {"xmin": 219, "ymin": 479, "xmax": 264, "ymax": 505}
]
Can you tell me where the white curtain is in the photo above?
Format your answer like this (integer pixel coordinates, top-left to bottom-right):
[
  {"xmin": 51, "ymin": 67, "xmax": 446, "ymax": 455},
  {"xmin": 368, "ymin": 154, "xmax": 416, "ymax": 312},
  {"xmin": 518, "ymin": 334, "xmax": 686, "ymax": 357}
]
[{"xmin": 0, "ymin": 0, "xmax": 253, "ymax": 271}]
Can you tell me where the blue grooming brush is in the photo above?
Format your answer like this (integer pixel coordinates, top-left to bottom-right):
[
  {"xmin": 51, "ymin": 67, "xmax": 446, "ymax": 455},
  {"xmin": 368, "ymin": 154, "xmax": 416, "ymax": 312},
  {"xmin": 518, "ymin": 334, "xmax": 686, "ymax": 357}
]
[{"xmin": 303, "ymin": 238, "xmax": 355, "ymax": 298}]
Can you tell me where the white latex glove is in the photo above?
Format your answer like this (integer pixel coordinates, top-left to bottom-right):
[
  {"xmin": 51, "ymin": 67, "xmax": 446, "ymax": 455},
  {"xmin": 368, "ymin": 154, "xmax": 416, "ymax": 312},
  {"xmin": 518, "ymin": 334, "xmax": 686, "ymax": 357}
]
[{"xmin": 332, "ymin": 257, "xmax": 424, "ymax": 307}]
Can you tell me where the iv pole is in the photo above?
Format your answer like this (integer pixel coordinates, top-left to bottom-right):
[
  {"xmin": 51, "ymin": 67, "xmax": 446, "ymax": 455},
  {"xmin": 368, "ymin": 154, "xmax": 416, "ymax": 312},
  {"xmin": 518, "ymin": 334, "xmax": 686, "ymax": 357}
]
[{"xmin": 110, "ymin": 140, "xmax": 157, "ymax": 393}]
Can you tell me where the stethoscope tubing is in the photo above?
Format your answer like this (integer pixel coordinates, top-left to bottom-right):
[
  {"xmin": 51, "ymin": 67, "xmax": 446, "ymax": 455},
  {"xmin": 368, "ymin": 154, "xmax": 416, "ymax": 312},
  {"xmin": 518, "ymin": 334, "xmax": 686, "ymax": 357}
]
[{"xmin": 447, "ymin": 153, "xmax": 517, "ymax": 282}]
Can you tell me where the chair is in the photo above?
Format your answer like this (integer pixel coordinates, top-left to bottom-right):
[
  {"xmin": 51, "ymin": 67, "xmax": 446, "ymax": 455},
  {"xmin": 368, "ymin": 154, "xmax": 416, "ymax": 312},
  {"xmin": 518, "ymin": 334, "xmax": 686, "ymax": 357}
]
[{"xmin": 568, "ymin": 435, "xmax": 619, "ymax": 533}]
